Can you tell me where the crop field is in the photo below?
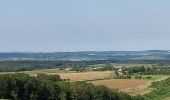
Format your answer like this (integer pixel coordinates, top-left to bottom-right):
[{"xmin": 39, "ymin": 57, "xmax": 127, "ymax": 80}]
[{"xmin": 51, "ymin": 71, "xmax": 113, "ymax": 81}]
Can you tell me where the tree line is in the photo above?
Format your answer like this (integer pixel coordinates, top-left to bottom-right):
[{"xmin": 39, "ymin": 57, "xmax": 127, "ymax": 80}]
[{"xmin": 1, "ymin": 59, "xmax": 170, "ymax": 72}]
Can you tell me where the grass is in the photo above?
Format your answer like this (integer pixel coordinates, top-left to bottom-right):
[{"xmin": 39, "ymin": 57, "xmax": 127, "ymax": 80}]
[
  {"xmin": 145, "ymin": 91, "xmax": 170, "ymax": 100},
  {"xmin": 143, "ymin": 75, "xmax": 169, "ymax": 80},
  {"xmin": 155, "ymin": 92, "xmax": 170, "ymax": 100}
]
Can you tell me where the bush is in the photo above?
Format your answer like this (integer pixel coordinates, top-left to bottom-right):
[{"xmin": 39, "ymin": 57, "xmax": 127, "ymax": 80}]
[
  {"xmin": 145, "ymin": 76, "xmax": 152, "ymax": 79},
  {"xmin": 134, "ymin": 75, "xmax": 142, "ymax": 79}
]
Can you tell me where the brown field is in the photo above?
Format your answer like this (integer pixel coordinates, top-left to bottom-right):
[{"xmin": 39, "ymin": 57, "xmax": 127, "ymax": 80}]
[
  {"xmin": 91, "ymin": 79, "xmax": 151, "ymax": 95},
  {"xmin": 121, "ymin": 80, "xmax": 152, "ymax": 96},
  {"xmin": 54, "ymin": 71, "xmax": 113, "ymax": 81}
]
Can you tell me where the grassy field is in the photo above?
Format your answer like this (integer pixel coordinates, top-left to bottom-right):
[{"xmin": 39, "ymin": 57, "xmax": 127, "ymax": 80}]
[{"xmin": 149, "ymin": 92, "xmax": 170, "ymax": 100}]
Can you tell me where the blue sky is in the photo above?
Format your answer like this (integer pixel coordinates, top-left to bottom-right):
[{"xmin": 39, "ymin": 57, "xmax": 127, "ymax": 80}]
[{"xmin": 0, "ymin": 0, "xmax": 170, "ymax": 52}]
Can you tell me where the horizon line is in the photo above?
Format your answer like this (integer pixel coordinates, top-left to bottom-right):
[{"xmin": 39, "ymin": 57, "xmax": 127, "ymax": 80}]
[{"xmin": 0, "ymin": 49, "xmax": 169, "ymax": 53}]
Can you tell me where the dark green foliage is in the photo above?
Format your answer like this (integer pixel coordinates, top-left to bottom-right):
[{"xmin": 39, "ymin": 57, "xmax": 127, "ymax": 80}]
[
  {"xmin": 134, "ymin": 75, "xmax": 142, "ymax": 79},
  {"xmin": 36, "ymin": 73, "xmax": 61, "ymax": 81},
  {"xmin": 0, "ymin": 73, "xmax": 61, "ymax": 100},
  {"xmin": 124, "ymin": 66, "xmax": 170, "ymax": 75},
  {"xmin": 145, "ymin": 76, "xmax": 152, "ymax": 79}
]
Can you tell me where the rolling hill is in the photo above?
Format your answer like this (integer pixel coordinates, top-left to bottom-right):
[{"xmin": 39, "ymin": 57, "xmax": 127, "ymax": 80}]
[{"xmin": 0, "ymin": 50, "xmax": 170, "ymax": 61}]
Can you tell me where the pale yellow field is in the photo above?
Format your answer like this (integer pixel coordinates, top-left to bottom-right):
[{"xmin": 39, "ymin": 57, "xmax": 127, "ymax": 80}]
[{"xmin": 53, "ymin": 71, "xmax": 113, "ymax": 81}]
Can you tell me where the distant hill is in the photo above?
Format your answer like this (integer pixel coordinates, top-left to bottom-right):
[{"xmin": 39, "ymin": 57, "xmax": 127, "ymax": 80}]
[{"xmin": 0, "ymin": 50, "xmax": 170, "ymax": 61}]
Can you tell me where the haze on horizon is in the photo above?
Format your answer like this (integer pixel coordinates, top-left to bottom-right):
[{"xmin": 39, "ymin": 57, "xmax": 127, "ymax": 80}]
[{"xmin": 0, "ymin": 0, "xmax": 170, "ymax": 52}]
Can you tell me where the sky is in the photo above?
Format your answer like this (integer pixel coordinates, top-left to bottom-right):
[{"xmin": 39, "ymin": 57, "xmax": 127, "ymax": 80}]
[{"xmin": 0, "ymin": 0, "xmax": 170, "ymax": 52}]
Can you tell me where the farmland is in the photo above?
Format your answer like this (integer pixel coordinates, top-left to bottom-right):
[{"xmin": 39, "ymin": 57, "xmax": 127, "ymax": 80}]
[
  {"xmin": 0, "ymin": 60, "xmax": 170, "ymax": 99},
  {"xmin": 1, "ymin": 68, "xmax": 169, "ymax": 96},
  {"xmin": 24, "ymin": 69, "xmax": 170, "ymax": 96}
]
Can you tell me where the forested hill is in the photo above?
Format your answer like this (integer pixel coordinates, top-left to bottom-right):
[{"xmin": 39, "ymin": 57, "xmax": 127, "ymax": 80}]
[{"xmin": 0, "ymin": 50, "xmax": 170, "ymax": 61}]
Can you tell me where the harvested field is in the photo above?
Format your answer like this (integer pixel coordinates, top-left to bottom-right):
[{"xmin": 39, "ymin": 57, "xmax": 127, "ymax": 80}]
[
  {"xmin": 121, "ymin": 80, "xmax": 152, "ymax": 96},
  {"xmin": 57, "ymin": 71, "xmax": 113, "ymax": 81},
  {"xmin": 91, "ymin": 79, "xmax": 150, "ymax": 96}
]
